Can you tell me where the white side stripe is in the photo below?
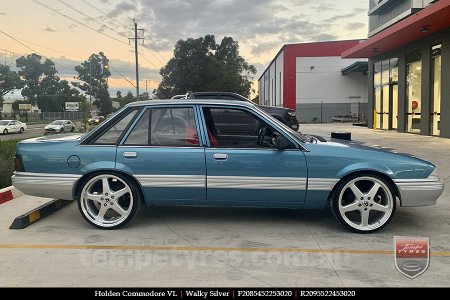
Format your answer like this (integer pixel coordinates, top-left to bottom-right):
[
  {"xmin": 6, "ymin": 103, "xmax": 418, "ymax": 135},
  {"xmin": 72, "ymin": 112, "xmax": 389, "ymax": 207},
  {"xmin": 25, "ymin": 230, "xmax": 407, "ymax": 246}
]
[
  {"xmin": 135, "ymin": 175, "xmax": 338, "ymax": 191},
  {"xmin": 136, "ymin": 175, "xmax": 205, "ymax": 188}
]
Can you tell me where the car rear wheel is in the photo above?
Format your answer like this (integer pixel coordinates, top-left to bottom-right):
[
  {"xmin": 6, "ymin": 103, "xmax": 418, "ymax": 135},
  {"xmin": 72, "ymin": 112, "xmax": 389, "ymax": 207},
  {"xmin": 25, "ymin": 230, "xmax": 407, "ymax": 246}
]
[
  {"xmin": 331, "ymin": 174, "xmax": 396, "ymax": 233},
  {"xmin": 19, "ymin": 127, "xmax": 24, "ymax": 133},
  {"xmin": 77, "ymin": 173, "xmax": 141, "ymax": 229},
  {"xmin": 71, "ymin": 127, "xmax": 75, "ymax": 132},
  {"xmin": 3, "ymin": 129, "xmax": 8, "ymax": 135}
]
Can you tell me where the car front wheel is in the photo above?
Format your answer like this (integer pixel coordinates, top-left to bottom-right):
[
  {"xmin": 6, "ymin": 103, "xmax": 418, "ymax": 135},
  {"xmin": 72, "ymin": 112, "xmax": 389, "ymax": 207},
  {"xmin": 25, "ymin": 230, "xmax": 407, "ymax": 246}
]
[
  {"xmin": 331, "ymin": 174, "xmax": 396, "ymax": 233},
  {"xmin": 19, "ymin": 127, "xmax": 24, "ymax": 133},
  {"xmin": 77, "ymin": 173, "xmax": 141, "ymax": 229}
]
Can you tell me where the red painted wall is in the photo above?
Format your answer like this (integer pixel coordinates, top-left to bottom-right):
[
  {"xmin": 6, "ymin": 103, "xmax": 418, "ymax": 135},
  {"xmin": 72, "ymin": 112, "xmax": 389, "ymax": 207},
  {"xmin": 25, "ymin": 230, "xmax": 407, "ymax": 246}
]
[{"xmin": 283, "ymin": 40, "xmax": 361, "ymax": 110}]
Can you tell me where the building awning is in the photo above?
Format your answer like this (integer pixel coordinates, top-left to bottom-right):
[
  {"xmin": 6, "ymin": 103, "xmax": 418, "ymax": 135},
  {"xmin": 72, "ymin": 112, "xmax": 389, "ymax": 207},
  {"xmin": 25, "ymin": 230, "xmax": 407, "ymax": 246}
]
[
  {"xmin": 342, "ymin": 0, "xmax": 450, "ymax": 58},
  {"xmin": 341, "ymin": 61, "xmax": 368, "ymax": 75}
]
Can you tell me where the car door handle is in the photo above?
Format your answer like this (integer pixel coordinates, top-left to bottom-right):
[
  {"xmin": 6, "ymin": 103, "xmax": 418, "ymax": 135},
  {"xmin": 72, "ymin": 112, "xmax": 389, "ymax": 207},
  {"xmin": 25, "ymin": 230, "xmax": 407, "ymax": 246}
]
[
  {"xmin": 122, "ymin": 152, "xmax": 138, "ymax": 158},
  {"xmin": 213, "ymin": 153, "xmax": 228, "ymax": 160}
]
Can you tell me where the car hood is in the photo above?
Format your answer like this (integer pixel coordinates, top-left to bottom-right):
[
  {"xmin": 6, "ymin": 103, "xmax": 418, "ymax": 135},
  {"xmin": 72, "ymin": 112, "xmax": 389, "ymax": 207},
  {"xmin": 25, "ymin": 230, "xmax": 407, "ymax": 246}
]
[{"xmin": 303, "ymin": 138, "xmax": 435, "ymax": 179}]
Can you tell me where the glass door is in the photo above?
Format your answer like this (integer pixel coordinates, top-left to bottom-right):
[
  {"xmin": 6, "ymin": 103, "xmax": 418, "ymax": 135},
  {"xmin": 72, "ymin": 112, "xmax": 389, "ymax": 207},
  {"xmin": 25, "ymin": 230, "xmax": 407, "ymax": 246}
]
[
  {"xmin": 430, "ymin": 45, "xmax": 441, "ymax": 136},
  {"xmin": 406, "ymin": 51, "xmax": 422, "ymax": 133}
]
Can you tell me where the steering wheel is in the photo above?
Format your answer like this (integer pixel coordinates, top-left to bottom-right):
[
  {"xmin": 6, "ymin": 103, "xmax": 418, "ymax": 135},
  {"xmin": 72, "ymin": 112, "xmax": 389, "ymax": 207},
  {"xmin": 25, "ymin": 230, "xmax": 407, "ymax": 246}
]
[{"xmin": 256, "ymin": 127, "xmax": 267, "ymax": 147}]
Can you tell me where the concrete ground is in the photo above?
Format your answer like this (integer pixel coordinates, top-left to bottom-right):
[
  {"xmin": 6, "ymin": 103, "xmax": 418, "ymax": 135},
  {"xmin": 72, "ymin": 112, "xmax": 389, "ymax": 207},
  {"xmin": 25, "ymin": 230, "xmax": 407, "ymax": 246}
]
[{"xmin": 0, "ymin": 124, "xmax": 449, "ymax": 287}]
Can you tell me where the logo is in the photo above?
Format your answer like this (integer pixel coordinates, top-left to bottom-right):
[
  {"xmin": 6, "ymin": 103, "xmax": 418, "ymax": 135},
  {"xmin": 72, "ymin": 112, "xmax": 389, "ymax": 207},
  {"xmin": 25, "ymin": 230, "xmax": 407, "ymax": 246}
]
[{"xmin": 394, "ymin": 236, "xmax": 429, "ymax": 278}]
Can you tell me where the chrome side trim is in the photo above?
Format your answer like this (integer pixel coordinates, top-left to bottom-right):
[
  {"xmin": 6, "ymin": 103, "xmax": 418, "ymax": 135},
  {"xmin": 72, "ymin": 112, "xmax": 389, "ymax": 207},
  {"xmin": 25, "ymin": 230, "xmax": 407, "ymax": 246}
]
[
  {"xmin": 136, "ymin": 175, "xmax": 205, "ymax": 188},
  {"xmin": 12, "ymin": 172, "xmax": 81, "ymax": 200},
  {"xmin": 208, "ymin": 176, "xmax": 307, "ymax": 190},
  {"xmin": 307, "ymin": 178, "xmax": 339, "ymax": 191},
  {"xmin": 394, "ymin": 176, "xmax": 444, "ymax": 207}
]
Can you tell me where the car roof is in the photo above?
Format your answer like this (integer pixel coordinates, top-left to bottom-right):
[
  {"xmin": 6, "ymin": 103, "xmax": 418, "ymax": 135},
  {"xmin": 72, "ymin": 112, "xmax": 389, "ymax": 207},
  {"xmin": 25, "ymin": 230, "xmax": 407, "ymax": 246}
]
[{"xmin": 127, "ymin": 99, "xmax": 256, "ymax": 108}]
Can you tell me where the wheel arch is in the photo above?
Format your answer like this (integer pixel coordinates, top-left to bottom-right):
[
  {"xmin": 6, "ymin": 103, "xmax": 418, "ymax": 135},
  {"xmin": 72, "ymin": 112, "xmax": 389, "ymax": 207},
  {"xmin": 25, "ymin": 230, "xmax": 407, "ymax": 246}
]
[
  {"xmin": 73, "ymin": 169, "xmax": 146, "ymax": 204},
  {"xmin": 327, "ymin": 169, "xmax": 401, "ymax": 205}
]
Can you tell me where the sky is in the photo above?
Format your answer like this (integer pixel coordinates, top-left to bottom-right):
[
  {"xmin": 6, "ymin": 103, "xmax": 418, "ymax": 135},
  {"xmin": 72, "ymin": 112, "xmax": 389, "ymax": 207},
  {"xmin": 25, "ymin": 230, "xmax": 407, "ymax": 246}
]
[{"xmin": 0, "ymin": 0, "xmax": 369, "ymax": 98}]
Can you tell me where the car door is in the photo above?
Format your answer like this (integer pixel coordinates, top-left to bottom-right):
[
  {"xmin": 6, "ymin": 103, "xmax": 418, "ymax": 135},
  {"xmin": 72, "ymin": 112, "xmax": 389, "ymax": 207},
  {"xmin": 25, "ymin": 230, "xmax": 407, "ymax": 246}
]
[
  {"xmin": 200, "ymin": 105, "xmax": 307, "ymax": 207},
  {"xmin": 63, "ymin": 121, "xmax": 71, "ymax": 131},
  {"xmin": 116, "ymin": 105, "xmax": 206, "ymax": 205},
  {"xmin": 9, "ymin": 121, "xmax": 18, "ymax": 133}
]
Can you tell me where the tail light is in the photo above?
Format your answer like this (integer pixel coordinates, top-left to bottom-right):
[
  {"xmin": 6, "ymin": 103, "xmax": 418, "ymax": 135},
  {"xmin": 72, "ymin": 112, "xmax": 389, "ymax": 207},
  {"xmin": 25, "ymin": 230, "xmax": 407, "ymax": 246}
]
[{"xmin": 14, "ymin": 155, "xmax": 25, "ymax": 172}]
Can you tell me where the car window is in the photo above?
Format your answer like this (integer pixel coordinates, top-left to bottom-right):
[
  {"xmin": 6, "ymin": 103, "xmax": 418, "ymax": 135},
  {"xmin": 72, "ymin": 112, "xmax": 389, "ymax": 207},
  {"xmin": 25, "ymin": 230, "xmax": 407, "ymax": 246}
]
[
  {"xmin": 203, "ymin": 107, "xmax": 289, "ymax": 149},
  {"xmin": 124, "ymin": 107, "xmax": 199, "ymax": 147},
  {"xmin": 10, "ymin": 121, "xmax": 16, "ymax": 125},
  {"xmin": 93, "ymin": 109, "xmax": 138, "ymax": 145}
]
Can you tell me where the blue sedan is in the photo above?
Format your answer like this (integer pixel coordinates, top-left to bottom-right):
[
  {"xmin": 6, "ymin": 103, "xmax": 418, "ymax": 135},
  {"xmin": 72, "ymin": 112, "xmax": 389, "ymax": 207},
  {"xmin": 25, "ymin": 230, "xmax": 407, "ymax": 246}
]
[{"xmin": 12, "ymin": 100, "xmax": 444, "ymax": 232}]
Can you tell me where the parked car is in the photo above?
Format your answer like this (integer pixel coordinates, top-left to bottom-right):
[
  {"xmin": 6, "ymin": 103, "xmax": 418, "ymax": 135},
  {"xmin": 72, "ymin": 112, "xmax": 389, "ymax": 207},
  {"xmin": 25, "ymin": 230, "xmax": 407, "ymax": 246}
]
[
  {"xmin": 13, "ymin": 100, "xmax": 444, "ymax": 232},
  {"xmin": 88, "ymin": 116, "xmax": 105, "ymax": 125},
  {"xmin": 0, "ymin": 120, "xmax": 26, "ymax": 134},
  {"xmin": 173, "ymin": 91, "xmax": 299, "ymax": 131},
  {"xmin": 44, "ymin": 120, "xmax": 76, "ymax": 134}
]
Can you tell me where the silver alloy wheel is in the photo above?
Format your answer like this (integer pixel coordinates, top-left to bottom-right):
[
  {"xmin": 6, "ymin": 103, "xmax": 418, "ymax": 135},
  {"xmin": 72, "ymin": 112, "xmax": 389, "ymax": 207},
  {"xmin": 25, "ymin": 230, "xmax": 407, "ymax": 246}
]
[
  {"xmin": 337, "ymin": 176, "xmax": 394, "ymax": 232},
  {"xmin": 80, "ymin": 174, "xmax": 134, "ymax": 228}
]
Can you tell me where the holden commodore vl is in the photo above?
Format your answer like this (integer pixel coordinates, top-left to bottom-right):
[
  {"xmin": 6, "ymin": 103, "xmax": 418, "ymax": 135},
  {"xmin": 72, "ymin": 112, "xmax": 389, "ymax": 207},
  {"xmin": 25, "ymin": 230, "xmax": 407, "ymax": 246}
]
[{"xmin": 12, "ymin": 100, "xmax": 444, "ymax": 233}]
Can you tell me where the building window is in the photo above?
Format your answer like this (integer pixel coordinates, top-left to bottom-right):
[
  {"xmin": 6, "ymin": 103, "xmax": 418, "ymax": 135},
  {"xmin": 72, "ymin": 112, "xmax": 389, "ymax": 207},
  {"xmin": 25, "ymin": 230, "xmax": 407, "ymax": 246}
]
[
  {"xmin": 406, "ymin": 50, "xmax": 422, "ymax": 133},
  {"xmin": 430, "ymin": 44, "xmax": 441, "ymax": 136}
]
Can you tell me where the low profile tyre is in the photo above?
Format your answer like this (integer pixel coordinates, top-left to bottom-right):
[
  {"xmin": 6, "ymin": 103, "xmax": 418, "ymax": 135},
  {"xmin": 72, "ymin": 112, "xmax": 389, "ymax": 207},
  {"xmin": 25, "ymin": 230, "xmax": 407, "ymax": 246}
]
[
  {"xmin": 19, "ymin": 127, "xmax": 24, "ymax": 133},
  {"xmin": 77, "ymin": 173, "xmax": 141, "ymax": 229},
  {"xmin": 331, "ymin": 174, "xmax": 396, "ymax": 233},
  {"xmin": 3, "ymin": 129, "xmax": 7, "ymax": 135}
]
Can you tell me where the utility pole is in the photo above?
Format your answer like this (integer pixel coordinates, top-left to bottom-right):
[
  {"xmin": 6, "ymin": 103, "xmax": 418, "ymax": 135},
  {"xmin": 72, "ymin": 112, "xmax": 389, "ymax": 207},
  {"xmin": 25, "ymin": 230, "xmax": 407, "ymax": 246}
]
[
  {"xmin": 145, "ymin": 80, "xmax": 148, "ymax": 94},
  {"xmin": 129, "ymin": 20, "xmax": 144, "ymax": 100},
  {"xmin": 89, "ymin": 56, "xmax": 92, "ymax": 108}
]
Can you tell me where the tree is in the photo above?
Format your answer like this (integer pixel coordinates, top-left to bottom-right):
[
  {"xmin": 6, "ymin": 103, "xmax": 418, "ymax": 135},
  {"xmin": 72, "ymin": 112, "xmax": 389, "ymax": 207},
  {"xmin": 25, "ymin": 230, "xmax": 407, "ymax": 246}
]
[
  {"xmin": 73, "ymin": 52, "xmax": 112, "ymax": 116},
  {"xmin": 156, "ymin": 35, "xmax": 256, "ymax": 99},
  {"xmin": 0, "ymin": 65, "xmax": 24, "ymax": 109},
  {"xmin": 117, "ymin": 91, "xmax": 135, "ymax": 108},
  {"xmin": 16, "ymin": 53, "xmax": 81, "ymax": 112}
]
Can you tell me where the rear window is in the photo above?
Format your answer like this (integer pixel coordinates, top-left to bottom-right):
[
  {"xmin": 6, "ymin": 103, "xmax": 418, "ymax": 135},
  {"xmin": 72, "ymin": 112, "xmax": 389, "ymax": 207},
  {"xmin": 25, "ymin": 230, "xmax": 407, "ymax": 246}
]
[{"xmin": 92, "ymin": 109, "xmax": 138, "ymax": 145}]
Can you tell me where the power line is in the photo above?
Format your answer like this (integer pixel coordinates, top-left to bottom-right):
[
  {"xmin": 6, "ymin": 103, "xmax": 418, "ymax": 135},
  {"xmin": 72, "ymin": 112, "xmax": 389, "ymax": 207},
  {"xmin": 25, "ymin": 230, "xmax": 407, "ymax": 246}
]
[
  {"xmin": 31, "ymin": 0, "xmax": 128, "ymax": 46},
  {"xmin": 56, "ymin": 0, "xmax": 130, "ymax": 45},
  {"xmin": 79, "ymin": 0, "xmax": 128, "ymax": 31},
  {"xmin": 1, "ymin": 29, "xmax": 138, "ymax": 90},
  {"xmin": 0, "ymin": 28, "xmax": 40, "ymax": 54},
  {"xmin": 108, "ymin": 64, "xmax": 135, "ymax": 88}
]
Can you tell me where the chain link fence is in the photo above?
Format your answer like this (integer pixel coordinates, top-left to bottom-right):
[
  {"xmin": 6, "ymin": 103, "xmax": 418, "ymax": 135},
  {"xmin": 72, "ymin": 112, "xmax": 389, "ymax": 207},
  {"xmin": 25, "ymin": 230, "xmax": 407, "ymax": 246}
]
[
  {"xmin": 296, "ymin": 102, "xmax": 368, "ymax": 124},
  {"xmin": 1, "ymin": 111, "xmax": 85, "ymax": 121}
]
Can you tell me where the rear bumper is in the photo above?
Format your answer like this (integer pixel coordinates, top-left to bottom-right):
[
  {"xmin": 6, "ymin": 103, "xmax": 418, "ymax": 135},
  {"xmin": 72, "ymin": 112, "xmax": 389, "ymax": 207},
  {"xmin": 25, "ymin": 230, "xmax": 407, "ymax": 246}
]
[
  {"xmin": 394, "ymin": 176, "xmax": 445, "ymax": 207},
  {"xmin": 12, "ymin": 172, "xmax": 81, "ymax": 200}
]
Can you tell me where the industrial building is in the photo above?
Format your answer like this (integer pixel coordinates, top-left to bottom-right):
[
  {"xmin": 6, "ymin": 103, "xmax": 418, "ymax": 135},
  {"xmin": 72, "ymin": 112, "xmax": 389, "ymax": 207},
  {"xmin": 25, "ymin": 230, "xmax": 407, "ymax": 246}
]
[
  {"xmin": 258, "ymin": 40, "xmax": 368, "ymax": 123},
  {"xmin": 343, "ymin": 0, "xmax": 450, "ymax": 138}
]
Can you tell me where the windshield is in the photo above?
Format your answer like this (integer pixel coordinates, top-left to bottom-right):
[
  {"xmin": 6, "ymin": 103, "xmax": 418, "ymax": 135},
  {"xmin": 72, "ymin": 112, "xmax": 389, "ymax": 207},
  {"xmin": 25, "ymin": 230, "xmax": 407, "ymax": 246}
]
[
  {"xmin": 0, "ymin": 121, "xmax": 10, "ymax": 126},
  {"xmin": 50, "ymin": 120, "xmax": 64, "ymax": 125}
]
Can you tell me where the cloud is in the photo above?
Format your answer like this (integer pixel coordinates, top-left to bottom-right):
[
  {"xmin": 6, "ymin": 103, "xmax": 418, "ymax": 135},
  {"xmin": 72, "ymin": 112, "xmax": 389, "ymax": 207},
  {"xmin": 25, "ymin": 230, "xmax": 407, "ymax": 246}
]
[
  {"xmin": 324, "ymin": 8, "xmax": 366, "ymax": 23},
  {"xmin": 44, "ymin": 26, "xmax": 56, "ymax": 32},
  {"xmin": 0, "ymin": 11, "xmax": 6, "ymax": 16},
  {"xmin": 107, "ymin": 1, "xmax": 136, "ymax": 18},
  {"xmin": 345, "ymin": 22, "xmax": 365, "ymax": 31}
]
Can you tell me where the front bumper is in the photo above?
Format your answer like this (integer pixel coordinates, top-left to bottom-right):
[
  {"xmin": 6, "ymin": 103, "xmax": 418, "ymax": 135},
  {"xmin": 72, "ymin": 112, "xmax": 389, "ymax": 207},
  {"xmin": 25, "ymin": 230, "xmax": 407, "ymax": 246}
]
[
  {"xmin": 12, "ymin": 172, "xmax": 81, "ymax": 200},
  {"xmin": 394, "ymin": 176, "xmax": 445, "ymax": 207}
]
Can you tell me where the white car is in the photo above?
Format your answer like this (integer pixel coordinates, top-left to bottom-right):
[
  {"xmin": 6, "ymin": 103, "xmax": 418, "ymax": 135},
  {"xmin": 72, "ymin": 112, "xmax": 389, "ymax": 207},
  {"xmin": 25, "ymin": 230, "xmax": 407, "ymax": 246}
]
[
  {"xmin": 0, "ymin": 120, "xmax": 27, "ymax": 135},
  {"xmin": 44, "ymin": 120, "xmax": 76, "ymax": 134}
]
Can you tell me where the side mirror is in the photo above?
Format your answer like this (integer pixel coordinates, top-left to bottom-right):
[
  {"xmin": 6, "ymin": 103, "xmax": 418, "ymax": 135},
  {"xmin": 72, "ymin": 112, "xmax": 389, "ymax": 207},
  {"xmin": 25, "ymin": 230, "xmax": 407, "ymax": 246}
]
[{"xmin": 272, "ymin": 132, "xmax": 291, "ymax": 150}]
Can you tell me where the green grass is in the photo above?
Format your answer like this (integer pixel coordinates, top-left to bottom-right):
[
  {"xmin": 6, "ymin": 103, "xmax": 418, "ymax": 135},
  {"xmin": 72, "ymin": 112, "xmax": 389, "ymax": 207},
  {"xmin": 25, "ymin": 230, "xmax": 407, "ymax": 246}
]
[{"xmin": 0, "ymin": 139, "xmax": 19, "ymax": 189}]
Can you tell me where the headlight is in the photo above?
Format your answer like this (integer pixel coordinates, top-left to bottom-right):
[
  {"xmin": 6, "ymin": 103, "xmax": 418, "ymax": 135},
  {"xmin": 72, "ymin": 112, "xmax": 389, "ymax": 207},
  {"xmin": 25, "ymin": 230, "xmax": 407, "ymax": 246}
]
[{"xmin": 288, "ymin": 110, "xmax": 296, "ymax": 116}]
